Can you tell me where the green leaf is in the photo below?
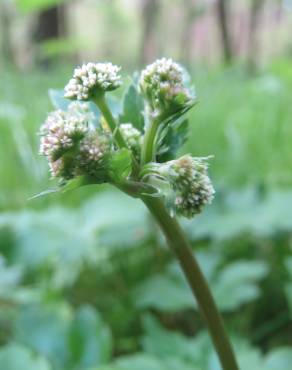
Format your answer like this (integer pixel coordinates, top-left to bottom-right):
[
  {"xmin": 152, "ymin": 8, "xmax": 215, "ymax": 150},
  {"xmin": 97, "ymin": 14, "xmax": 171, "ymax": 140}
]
[
  {"xmin": 119, "ymin": 84, "xmax": 144, "ymax": 131},
  {"xmin": 114, "ymin": 353, "xmax": 165, "ymax": 370},
  {"xmin": 28, "ymin": 188, "xmax": 60, "ymax": 200},
  {"xmin": 157, "ymin": 118, "xmax": 189, "ymax": 161},
  {"xmin": 284, "ymin": 283, "xmax": 292, "ymax": 315},
  {"xmin": 48, "ymin": 89, "xmax": 100, "ymax": 118},
  {"xmin": 0, "ymin": 257, "xmax": 40, "ymax": 304},
  {"xmin": 210, "ymin": 346, "xmax": 265, "ymax": 370},
  {"xmin": 133, "ymin": 252, "xmax": 214, "ymax": 312},
  {"xmin": 28, "ymin": 176, "xmax": 92, "ymax": 200},
  {"xmin": 162, "ymin": 357, "xmax": 198, "ymax": 370},
  {"xmin": 93, "ymin": 354, "xmax": 198, "ymax": 370},
  {"xmin": 265, "ymin": 347, "xmax": 292, "ymax": 370},
  {"xmin": 14, "ymin": 303, "xmax": 72, "ymax": 369},
  {"xmin": 285, "ymin": 256, "xmax": 292, "ymax": 278},
  {"xmin": 0, "ymin": 343, "xmax": 52, "ymax": 370},
  {"xmin": 134, "ymin": 257, "xmax": 268, "ymax": 312},
  {"xmin": 155, "ymin": 100, "xmax": 196, "ymax": 162},
  {"xmin": 60, "ymin": 176, "xmax": 91, "ymax": 193},
  {"xmin": 108, "ymin": 148, "xmax": 132, "ymax": 183},
  {"xmin": 134, "ymin": 274, "xmax": 194, "ymax": 312},
  {"xmin": 213, "ymin": 261, "xmax": 268, "ymax": 311},
  {"xmin": 91, "ymin": 367, "xmax": 121, "ymax": 370},
  {"xmin": 142, "ymin": 315, "xmax": 210, "ymax": 368},
  {"xmin": 49, "ymin": 89, "xmax": 71, "ymax": 111},
  {"xmin": 68, "ymin": 305, "xmax": 112, "ymax": 368},
  {"xmin": 29, "ymin": 176, "xmax": 90, "ymax": 200}
]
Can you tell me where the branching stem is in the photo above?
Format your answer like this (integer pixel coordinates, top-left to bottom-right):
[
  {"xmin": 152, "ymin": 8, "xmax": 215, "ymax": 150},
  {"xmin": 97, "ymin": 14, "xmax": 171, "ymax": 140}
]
[{"xmin": 95, "ymin": 91, "xmax": 239, "ymax": 370}]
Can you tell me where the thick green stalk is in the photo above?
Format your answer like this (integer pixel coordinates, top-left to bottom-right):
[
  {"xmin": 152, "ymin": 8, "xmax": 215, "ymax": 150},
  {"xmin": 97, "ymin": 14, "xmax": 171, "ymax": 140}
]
[
  {"xmin": 141, "ymin": 117, "xmax": 159, "ymax": 165},
  {"xmin": 143, "ymin": 197, "xmax": 239, "ymax": 370}
]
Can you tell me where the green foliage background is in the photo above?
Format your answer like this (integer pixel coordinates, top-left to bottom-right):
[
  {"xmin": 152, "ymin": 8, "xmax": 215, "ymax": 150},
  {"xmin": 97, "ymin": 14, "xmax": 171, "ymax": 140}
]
[{"xmin": 0, "ymin": 56, "xmax": 292, "ymax": 369}]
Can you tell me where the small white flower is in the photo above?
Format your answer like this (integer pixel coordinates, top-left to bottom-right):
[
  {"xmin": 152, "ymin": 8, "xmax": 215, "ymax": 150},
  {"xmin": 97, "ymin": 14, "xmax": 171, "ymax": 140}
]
[{"xmin": 64, "ymin": 62, "xmax": 122, "ymax": 101}]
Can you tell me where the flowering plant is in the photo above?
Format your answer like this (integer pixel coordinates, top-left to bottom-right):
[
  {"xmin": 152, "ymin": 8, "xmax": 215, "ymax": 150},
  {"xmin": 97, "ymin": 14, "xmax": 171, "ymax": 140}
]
[{"xmin": 37, "ymin": 59, "xmax": 238, "ymax": 370}]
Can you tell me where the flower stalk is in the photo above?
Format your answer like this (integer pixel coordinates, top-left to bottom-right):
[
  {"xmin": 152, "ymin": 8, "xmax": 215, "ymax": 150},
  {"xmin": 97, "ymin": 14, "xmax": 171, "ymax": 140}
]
[
  {"xmin": 93, "ymin": 94, "xmax": 128, "ymax": 150},
  {"xmin": 141, "ymin": 117, "xmax": 160, "ymax": 164},
  {"xmin": 143, "ymin": 196, "xmax": 239, "ymax": 370}
]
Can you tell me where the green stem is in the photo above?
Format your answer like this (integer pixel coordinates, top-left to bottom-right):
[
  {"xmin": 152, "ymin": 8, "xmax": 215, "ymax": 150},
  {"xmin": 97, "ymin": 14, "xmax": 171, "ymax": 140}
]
[
  {"xmin": 143, "ymin": 197, "xmax": 239, "ymax": 370},
  {"xmin": 94, "ymin": 94, "xmax": 139, "ymax": 176},
  {"xmin": 141, "ymin": 117, "xmax": 159, "ymax": 165},
  {"xmin": 94, "ymin": 94, "xmax": 128, "ymax": 150}
]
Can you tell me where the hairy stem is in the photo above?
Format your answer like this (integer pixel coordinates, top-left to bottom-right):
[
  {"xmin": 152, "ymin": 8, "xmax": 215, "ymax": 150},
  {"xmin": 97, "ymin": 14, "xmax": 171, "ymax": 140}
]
[
  {"xmin": 143, "ymin": 197, "xmax": 239, "ymax": 370},
  {"xmin": 141, "ymin": 117, "xmax": 159, "ymax": 165}
]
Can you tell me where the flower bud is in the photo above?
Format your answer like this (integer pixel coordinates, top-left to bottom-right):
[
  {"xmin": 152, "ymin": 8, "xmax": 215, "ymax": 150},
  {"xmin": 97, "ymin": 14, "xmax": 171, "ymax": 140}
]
[
  {"xmin": 152, "ymin": 155, "xmax": 215, "ymax": 218},
  {"xmin": 76, "ymin": 131, "xmax": 111, "ymax": 181},
  {"xmin": 139, "ymin": 58, "xmax": 193, "ymax": 118},
  {"xmin": 119, "ymin": 123, "xmax": 142, "ymax": 160},
  {"xmin": 64, "ymin": 62, "xmax": 122, "ymax": 101}
]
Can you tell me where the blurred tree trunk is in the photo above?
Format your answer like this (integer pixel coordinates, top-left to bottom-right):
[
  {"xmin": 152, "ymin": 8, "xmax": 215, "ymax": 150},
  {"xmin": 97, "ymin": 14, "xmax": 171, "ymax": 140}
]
[
  {"xmin": 139, "ymin": 0, "xmax": 160, "ymax": 66},
  {"xmin": 0, "ymin": 1, "xmax": 14, "ymax": 67},
  {"xmin": 247, "ymin": 0, "xmax": 266, "ymax": 73},
  {"xmin": 216, "ymin": 0, "xmax": 233, "ymax": 64},
  {"xmin": 180, "ymin": 0, "xmax": 195, "ymax": 66},
  {"xmin": 180, "ymin": 1, "xmax": 207, "ymax": 67},
  {"xmin": 34, "ymin": 5, "xmax": 65, "ymax": 66}
]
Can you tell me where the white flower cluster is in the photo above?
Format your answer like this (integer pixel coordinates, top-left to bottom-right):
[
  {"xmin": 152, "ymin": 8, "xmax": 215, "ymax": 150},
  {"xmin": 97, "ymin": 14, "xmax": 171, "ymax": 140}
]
[
  {"xmin": 119, "ymin": 123, "xmax": 142, "ymax": 159},
  {"xmin": 40, "ymin": 102, "xmax": 110, "ymax": 179},
  {"xmin": 64, "ymin": 62, "xmax": 122, "ymax": 100},
  {"xmin": 40, "ymin": 105, "xmax": 88, "ymax": 160},
  {"xmin": 158, "ymin": 155, "xmax": 215, "ymax": 218},
  {"xmin": 139, "ymin": 58, "xmax": 192, "ymax": 116}
]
